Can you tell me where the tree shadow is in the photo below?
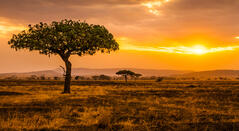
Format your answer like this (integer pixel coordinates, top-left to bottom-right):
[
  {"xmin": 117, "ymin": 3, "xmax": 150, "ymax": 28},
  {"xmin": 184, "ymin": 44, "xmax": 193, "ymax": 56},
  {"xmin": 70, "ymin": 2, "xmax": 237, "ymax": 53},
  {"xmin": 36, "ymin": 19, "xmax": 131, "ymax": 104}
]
[{"xmin": 0, "ymin": 91, "xmax": 29, "ymax": 96}]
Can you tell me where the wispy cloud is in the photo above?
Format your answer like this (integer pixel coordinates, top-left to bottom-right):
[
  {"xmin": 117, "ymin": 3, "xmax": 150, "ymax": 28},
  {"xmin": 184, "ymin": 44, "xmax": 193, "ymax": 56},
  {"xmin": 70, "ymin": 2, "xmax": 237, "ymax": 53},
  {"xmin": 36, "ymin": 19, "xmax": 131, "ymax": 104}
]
[
  {"xmin": 121, "ymin": 43, "xmax": 239, "ymax": 55},
  {"xmin": 118, "ymin": 37, "xmax": 239, "ymax": 55},
  {"xmin": 141, "ymin": 0, "xmax": 171, "ymax": 15},
  {"xmin": 0, "ymin": 18, "xmax": 25, "ymax": 37}
]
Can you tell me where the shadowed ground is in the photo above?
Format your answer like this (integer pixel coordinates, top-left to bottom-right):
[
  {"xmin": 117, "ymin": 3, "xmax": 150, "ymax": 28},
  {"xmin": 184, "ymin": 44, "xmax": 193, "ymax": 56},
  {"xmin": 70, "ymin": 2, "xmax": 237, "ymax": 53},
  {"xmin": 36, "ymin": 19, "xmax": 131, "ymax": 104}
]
[
  {"xmin": 0, "ymin": 91, "xmax": 29, "ymax": 96},
  {"xmin": 0, "ymin": 80, "xmax": 239, "ymax": 130}
]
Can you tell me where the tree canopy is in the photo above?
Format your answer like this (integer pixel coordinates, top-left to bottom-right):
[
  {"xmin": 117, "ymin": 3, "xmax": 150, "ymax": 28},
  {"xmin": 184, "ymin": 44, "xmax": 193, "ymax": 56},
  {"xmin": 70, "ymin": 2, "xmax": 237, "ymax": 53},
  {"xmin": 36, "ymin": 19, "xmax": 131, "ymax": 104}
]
[
  {"xmin": 8, "ymin": 19, "xmax": 119, "ymax": 58},
  {"xmin": 116, "ymin": 70, "xmax": 135, "ymax": 76}
]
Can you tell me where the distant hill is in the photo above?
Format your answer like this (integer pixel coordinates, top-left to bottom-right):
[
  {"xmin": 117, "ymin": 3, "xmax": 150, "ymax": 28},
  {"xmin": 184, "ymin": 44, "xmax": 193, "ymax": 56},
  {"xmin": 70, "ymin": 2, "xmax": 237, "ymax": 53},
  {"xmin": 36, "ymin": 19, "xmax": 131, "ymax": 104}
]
[
  {"xmin": 0, "ymin": 68, "xmax": 192, "ymax": 78},
  {"xmin": 3, "ymin": 68, "xmax": 239, "ymax": 79},
  {"xmin": 179, "ymin": 70, "xmax": 239, "ymax": 78},
  {"xmin": 0, "ymin": 70, "xmax": 61, "ymax": 78}
]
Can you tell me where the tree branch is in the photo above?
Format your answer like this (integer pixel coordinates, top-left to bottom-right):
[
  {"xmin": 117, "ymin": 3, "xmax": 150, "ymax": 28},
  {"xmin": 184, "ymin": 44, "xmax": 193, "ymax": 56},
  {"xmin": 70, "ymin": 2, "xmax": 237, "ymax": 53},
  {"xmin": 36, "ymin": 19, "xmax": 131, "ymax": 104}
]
[{"xmin": 60, "ymin": 66, "xmax": 66, "ymax": 77}]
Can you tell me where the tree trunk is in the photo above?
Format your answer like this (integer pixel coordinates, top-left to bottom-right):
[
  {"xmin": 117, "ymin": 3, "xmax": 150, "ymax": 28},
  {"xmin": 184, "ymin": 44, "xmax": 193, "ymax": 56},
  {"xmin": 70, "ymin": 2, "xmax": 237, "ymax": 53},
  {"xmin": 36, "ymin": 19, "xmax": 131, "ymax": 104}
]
[
  {"xmin": 63, "ymin": 60, "xmax": 72, "ymax": 93},
  {"xmin": 124, "ymin": 75, "xmax": 128, "ymax": 83}
]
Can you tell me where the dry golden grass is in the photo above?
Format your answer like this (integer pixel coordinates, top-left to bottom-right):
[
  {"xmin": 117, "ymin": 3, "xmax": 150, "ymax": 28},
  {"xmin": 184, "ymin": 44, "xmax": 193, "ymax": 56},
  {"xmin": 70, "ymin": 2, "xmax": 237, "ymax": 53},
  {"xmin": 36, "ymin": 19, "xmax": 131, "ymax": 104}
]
[{"xmin": 0, "ymin": 80, "xmax": 239, "ymax": 130}]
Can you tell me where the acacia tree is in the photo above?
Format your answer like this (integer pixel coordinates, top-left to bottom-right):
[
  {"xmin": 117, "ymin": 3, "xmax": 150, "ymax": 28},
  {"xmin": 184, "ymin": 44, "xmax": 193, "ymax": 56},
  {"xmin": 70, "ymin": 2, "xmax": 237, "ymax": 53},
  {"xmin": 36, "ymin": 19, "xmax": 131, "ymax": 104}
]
[
  {"xmin": 116, "ymin": 70, "xmax": 135, "ymax": 83},
  {"xmin": 8, "ymin": 20, "xmax": 119, "ymax": 93}
]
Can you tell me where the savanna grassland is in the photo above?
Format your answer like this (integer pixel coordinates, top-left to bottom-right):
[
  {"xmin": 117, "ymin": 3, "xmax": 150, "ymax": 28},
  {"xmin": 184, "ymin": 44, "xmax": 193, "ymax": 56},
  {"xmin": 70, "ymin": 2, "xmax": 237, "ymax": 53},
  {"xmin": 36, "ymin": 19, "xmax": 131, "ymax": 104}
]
[{"xmin": 0, "ymin": 80, "xmax": 239, "ymax": 130}]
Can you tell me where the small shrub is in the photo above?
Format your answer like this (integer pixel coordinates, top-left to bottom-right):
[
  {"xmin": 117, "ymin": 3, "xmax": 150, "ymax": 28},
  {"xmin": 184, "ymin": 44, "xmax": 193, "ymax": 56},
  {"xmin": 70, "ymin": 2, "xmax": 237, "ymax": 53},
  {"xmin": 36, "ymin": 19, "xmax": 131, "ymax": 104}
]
[
  {"xmin": 40, "ymin": 76, "xmax": 45, "ymax": 80},
  {"xmin": 54, "ymin": 77, "xmax": 59, "ymax": 80},
  {"xmin": 75, "ymin": 76, "xmax": 80, "ymax": 80},
  {"xmin": 156, "ymin": 77, "xmax": 164, "ymax": 82}
]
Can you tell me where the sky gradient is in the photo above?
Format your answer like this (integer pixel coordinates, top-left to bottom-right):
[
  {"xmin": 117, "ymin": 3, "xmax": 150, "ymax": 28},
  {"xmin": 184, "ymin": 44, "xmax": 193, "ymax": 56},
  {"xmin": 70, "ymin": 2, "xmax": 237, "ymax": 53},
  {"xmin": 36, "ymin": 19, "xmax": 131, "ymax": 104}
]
[{"xmin": 1, "ymin": 0, "xmax": 239, "ymax": 73}]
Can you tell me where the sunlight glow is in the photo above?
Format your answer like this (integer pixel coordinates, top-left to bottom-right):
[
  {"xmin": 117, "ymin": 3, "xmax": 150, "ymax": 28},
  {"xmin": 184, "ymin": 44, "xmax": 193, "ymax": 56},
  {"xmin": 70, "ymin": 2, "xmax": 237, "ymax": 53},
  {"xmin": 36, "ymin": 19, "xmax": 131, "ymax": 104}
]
[
  {"xmin": 235, "ymin": 36, "xmax": 239, "ymax": 39},
  {"xmin": 120, "ymin": 43, "xmax": 239, "ymax": 55},
  {"xmin": 0, "ymin": 19, "xmax": 25, "ymax": 37},
  {"xmin": 141, "ymin": 0, "xmax": 170, "ymax": 15},
  {"xmin": 0, "ymin": 25, "xmax": 24, "ymax": 34},
  {"xmin": 189, "ymin": 45, "xmax": 207, "ymax": 55},
  {"xmin": 117, "ymin": 37, "xmax": 239, "ymax": 55}
]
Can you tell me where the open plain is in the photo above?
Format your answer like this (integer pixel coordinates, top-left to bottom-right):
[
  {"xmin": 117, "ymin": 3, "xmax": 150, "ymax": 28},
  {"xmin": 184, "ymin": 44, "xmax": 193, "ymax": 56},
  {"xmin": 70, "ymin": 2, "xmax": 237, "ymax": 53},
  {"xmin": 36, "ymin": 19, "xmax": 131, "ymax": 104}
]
[{"xmin": 0, "ymin": 80, "xmax": 239, "ymax": 130}]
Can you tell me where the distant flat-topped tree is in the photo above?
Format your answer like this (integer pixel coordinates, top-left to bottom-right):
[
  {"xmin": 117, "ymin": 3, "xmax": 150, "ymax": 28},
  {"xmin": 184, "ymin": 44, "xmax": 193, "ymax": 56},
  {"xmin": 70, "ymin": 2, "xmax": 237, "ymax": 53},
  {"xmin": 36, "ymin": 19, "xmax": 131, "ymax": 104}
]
[
  {"xmin": 116, "ymin": 70, "xmax": 135, "ymax": 83},
  {"xmin": 8, "ymin": 19, "xmax": 119, "ymax": 93}
]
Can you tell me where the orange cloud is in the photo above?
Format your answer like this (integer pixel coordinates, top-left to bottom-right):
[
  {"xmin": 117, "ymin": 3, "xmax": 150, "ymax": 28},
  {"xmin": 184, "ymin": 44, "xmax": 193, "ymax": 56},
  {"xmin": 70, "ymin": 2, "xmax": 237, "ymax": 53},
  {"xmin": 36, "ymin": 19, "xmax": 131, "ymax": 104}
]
[
  {"xmin": 0, "ymin": 18, "xmax": 25, "ymax": 37},
  {"xmin": 118, "ymin": 37, "xmax": 239, "ymax": 55},
  {"xmin": 141, "ymin": 0, "xmax": 170, "ymax": 15},
  {"xmin": 121, "ymin": 43, "xmax": 239, "ymax": 55}
]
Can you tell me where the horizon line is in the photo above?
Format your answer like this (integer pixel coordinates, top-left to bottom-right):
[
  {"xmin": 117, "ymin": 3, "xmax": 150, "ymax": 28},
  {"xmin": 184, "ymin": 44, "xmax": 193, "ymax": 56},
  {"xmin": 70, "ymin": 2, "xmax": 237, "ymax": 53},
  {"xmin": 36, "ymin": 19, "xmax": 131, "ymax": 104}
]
[{"xmin": 2, "ymin": 67, "xmax": 239, "ymax": 74}]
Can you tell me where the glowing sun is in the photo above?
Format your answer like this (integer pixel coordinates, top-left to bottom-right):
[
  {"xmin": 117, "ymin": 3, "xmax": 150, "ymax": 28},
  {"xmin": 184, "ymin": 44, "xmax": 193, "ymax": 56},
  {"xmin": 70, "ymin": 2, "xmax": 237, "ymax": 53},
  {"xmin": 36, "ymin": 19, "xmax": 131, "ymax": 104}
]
[{"xmin": 190, "ymin": 45, "xmax": 207, "ymax": 55}]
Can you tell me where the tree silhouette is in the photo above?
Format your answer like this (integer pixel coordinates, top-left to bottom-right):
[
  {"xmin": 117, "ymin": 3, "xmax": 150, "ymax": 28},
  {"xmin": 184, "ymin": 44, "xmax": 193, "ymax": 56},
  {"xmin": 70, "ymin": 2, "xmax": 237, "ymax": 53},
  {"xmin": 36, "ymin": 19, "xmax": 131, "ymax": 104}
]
[
  {"xmin": 99, "ymin": 74, "xmax": 111, "ymax": 80},
  {"xmin": 116, "ymin": 70, "xmax": 135, "ymax": 83},
  {"xmin": 156, "ymin": 77, "xmax": 164, "ymax": 82},
  {"xmin": 75, "ymin": 76, "xmax": 80, "ymax": 80},
  {"xmin": 134, "ymin": 73, "xmax": 142, "ymax": 80},
  {"xmin": 54, "ymin": 76, "xmax": 59, "ymax": 80},
  {"xmin": 8, "ymin": 20, "xmax": 119, "ymax": 93},
  {"xmin": 91, "ymin": 75, "xmax": 111, "ymax": 80}
]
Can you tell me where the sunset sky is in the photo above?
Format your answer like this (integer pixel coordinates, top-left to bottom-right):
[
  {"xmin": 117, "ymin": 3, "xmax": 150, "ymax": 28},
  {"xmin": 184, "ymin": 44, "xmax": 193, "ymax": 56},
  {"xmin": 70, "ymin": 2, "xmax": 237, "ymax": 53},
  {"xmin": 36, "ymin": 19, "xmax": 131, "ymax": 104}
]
[{"xmin": 1, "ymin": 0, "xmax": 239, "ymax": 73}]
